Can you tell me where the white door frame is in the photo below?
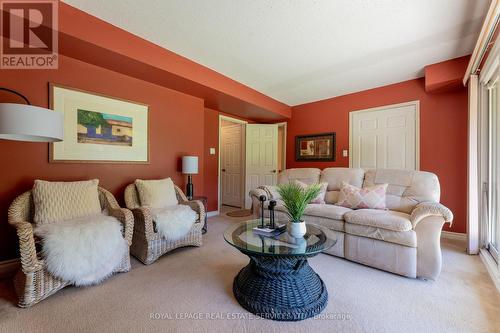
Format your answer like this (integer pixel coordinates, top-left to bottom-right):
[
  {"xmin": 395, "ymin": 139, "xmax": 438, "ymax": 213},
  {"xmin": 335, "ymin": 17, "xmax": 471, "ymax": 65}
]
[
  {"xmin": 276, "ymin": 122, "xmax": 287, "ymax": 172},
  {"xmin": 348, "ymin": 100, "xmax": 420, "ymax": 170},
  {"xmin": 218, "ymin": 115, "xmax": 247, "ymax": 212}
]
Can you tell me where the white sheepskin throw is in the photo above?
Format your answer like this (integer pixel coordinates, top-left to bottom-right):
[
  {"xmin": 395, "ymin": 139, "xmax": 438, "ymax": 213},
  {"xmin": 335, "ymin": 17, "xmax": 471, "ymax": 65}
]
[
  {"xmin": 151, "ymin": 205, "xmax": 197, "ymax": 241},
  {"xmin": 35, "ymin": 214, "xmax": 128, "ymax": 286}
]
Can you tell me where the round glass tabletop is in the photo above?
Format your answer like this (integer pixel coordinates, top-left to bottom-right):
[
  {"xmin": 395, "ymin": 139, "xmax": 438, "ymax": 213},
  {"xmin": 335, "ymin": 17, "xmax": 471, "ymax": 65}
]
[{"xmin": 223, "ymin": 219, "xmax": 337, "ymax": 257}]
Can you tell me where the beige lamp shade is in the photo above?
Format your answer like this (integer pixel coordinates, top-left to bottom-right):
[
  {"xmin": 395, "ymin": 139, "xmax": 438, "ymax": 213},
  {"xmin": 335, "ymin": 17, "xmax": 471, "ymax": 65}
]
[
  {"xmin": 0, "ymin": 103, "xmax": 63, "ymax": 142},
  {"xmin": 182, "ymin": 156, "xmax": 199, "ymax": 174}
]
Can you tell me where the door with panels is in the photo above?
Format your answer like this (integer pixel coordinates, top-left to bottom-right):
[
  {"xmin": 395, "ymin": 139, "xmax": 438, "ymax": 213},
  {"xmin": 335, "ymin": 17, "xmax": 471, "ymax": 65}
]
[
  {"xmin": 221, "ymin": 124, "xmax": 244, "ymax": 208},
  {"xmin": 245, "ymin": 124, "xmax": 278, "ymax": 208},
  {"xmin": 350, "ymin": 102, "xmax": 419, "ymax": 170}
]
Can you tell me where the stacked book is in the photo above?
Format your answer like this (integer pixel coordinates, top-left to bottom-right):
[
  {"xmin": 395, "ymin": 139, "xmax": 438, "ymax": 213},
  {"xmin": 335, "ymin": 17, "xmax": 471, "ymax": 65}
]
[{"xmin": 253, "ymin": 223, "xmax": 286, "ymax": 236}]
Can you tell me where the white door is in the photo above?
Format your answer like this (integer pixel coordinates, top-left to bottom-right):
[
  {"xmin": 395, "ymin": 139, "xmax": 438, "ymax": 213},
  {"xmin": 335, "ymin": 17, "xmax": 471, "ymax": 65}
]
[
  {"xmin": 245, "ymin": 124, "xmax": 278, "ymax": 208},
  {"xmin": 221, "ymin": 125, "xmax": 243, "ymax": 207},
  {"xmin": 350, "ymin": 102, "xmax": 418, "ymax": 170}
]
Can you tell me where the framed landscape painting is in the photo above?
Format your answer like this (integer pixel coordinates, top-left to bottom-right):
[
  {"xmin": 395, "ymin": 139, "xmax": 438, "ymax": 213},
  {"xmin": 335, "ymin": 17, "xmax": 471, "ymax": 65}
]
[
  {"xmin": 295, "ymin": 132, "xmax": 336, "ymax": 161},
  {"xmin": 49, "ymin": 84, "xmax": 149, "ymax": 163}
]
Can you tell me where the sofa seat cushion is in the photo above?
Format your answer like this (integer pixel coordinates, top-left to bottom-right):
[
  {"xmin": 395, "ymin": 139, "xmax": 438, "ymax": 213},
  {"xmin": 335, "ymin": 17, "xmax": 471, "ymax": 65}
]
[
  {"xmin": 264, "ymin": 207, "xmax": 344, "ymax": 232},
  {"xmin": 344, "ymin": 209, "xmax": 412, "ymax": 232},
  {"xmin": 303, "ymin": 204, "xmax": 352, "ymax": 221},
  {"xmin": 345, "ymin": 223, "xmax": 416, "ymax": 247}
]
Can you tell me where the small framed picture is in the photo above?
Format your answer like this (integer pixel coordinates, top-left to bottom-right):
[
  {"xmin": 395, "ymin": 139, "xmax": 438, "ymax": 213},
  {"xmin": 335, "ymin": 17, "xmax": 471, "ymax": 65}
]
[{"xmin": 295, "ymin": 133, "xmax": 335, "ymax": 161}]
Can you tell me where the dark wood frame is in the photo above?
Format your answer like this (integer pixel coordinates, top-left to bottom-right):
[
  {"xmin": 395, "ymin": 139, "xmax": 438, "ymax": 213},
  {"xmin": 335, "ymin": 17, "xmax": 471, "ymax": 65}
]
[
  {"xmin": 295, "ymin": 132, "xmax": 336, "ymax": 161},
  {"xmin": 48, "ymin": 83, "xmax": 150, "ymax": 164}
]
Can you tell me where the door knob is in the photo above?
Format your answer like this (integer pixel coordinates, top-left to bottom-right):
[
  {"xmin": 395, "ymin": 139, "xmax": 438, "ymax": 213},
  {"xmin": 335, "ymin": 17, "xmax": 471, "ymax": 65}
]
[
  {"xmin": 222, "ymin": 169, "xmax": 226, "ymax": 172},
  {"xmin": 271, "ymin": 170, "xmax": 277, "ymax": 173}
]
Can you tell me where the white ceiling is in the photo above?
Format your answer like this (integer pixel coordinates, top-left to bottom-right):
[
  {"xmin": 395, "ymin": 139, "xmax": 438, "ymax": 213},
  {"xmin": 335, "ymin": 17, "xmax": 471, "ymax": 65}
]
[{"xmin": 62, "ymin": 0, "xmax": 489, "ymax": 106}]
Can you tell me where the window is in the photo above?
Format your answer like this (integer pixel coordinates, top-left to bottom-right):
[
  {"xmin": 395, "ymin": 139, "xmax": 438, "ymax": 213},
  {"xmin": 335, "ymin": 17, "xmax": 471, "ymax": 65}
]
[{"xmin": 487, "ymin": 71, "xmax": 500, "ymax": 262}]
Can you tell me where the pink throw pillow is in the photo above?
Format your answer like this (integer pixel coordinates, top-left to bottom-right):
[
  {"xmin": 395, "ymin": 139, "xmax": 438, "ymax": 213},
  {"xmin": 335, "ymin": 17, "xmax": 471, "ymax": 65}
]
[
  {"xmin": 294, "ymin": 180, "xmax": 328, "ymax": 204},
  {"xmin": 336, "ymin": 181, "xmax": 388, "ymax": 210}
]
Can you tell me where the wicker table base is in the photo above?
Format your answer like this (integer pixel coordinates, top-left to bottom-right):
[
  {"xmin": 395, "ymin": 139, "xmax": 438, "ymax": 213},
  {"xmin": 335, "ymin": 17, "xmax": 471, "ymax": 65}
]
[{"xmin": 232, "ymin": 254, "xmax": 328, "ymax": 321}]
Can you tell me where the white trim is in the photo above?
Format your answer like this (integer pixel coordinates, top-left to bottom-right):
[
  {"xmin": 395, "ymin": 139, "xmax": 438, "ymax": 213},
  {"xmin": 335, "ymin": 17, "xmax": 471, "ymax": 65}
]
[
  {"xmin": 207, "ymin": 210, "xmax": 219, "ymax": 217},
  {"xmin": 468, "ymin": 75, "xmax": 481, "ymax": 255},
  {"xmin": 276, "ymin": 122, "xmax": 287, "ymax": 172},
  {"xmin": 0, "ymin": 258, "xmax": 20, "ymax": 279},
  {"xmin": 480, "ymin": 248, "xmax": 500, "ymax": 293},
  {"xmin": 219, "ymin": 115, "xmax": 248, "ymax": 125},
  {"xmin": 348, "ymin": 100, "xmax": 420, "ymax": 170},
  {"xmin": 441, "ymin": 231, "xmax": 467, "ymax": 242},
  {"xmin": 218, "ymin": 115, "xmax": 248, "ymax": 212},
  {"xmin": 463, "ymin": 0, "xmax": 500, "ymax": 85}
]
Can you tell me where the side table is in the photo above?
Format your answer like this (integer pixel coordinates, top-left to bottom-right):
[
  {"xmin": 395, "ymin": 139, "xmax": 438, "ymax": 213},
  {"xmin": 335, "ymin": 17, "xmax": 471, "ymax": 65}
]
[{"xmin": 192, "ymin": 195, "xmax": 208, "ymax": 234}]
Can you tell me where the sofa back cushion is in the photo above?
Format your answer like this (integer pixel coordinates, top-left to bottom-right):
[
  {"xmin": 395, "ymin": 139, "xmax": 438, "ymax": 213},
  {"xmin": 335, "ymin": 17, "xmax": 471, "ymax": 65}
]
[
  {"xmin": 320, "ymin": 168, "xmax": 365, "ymax": 204},
  {"xmin": 33, "ymin": 179, "xmax": 101, "ymax": 225},
  {"xmin": 362, "ymin": 169, "xmax": 440, "ymax": 213},
  {"xmin": 278, "ymin": 168, "xmax": 320, "ymax": 185}
]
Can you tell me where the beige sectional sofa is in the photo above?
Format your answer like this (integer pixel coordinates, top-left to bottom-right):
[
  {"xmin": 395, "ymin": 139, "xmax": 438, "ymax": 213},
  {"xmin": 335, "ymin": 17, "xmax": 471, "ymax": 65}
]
[{"xmin": 249, "ymin": 168, "xmax": 453, "ymax": 280}]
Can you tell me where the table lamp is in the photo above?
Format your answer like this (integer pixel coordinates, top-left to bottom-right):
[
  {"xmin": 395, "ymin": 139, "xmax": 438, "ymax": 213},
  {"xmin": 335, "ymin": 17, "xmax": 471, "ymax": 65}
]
[{"xmin": 182, "ymin": 156, "xmax": 198, "ymax": 200}]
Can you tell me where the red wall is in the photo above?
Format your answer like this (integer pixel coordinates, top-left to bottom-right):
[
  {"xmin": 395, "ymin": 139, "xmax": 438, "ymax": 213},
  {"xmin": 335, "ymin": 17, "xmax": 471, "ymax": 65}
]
[
  {"xmin": 204, "ymin": 108, "xmax": 220, "ymax": 212},
  {"xmin": 0, "ymin": 55, "xmax": 206, "ymax": 261},
  {"xmin": 287, "ymin": 78, "xmax": 468, "ymax": 233}
]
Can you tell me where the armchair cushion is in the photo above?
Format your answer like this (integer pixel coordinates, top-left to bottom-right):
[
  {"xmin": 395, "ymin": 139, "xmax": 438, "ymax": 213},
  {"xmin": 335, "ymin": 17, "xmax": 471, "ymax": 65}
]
[
  {"xmin": 135, "ymin": 178, "xmax": 178, "ymax": 209},
  {"xmin": 33, "ymin": 179, "xmax": 101, "ymax": 225},
  {"xmin": 34, "ymin": 213, "xmax": 128, "ymax": 286}
]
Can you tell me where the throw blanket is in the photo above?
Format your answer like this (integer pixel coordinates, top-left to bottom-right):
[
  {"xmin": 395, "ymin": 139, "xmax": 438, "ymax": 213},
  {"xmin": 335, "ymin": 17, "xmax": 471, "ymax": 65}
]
[
  {"xmin": 35, "ymin": 214, "xmax": 128, "ymax": 286},
  {"xmin": 151, "ymin": 205, "xmax": 197, "ymax": 241}
]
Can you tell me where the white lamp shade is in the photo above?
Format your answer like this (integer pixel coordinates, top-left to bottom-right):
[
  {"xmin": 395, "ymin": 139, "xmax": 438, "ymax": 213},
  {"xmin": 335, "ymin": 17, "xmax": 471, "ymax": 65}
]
[
  {"xmin": 0, "ymin": 103, "xmax": 63, "ymax": 142},
  {"xmin": 182, "ymin": 156, "xmax": 198, "ymax": 174}
]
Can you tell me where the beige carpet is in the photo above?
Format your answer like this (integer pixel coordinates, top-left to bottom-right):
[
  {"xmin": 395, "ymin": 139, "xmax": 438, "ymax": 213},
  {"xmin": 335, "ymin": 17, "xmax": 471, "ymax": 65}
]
[{"xmin": 1, "ymin": 214, "xmax": 500, "ymax": 333}]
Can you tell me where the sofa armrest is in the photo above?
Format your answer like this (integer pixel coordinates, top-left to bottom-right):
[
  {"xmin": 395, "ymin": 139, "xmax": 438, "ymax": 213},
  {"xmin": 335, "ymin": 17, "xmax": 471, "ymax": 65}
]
[
  {"xmin": 249, "ymin": 188, "xmax": 270, "ymax": 217},
  {"xmin": 249, "ymin": 188, "xmax": 268, "ymax": 200},
  {"xmin": 410, "ymin": 202, "xmax": 453, "ymax": 228}
]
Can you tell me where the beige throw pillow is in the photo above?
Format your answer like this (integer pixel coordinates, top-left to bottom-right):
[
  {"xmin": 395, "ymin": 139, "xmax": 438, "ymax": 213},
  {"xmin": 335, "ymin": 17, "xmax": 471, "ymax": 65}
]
[
  {"xmin": 33, "ymin": 179, "xmax": 101, "ymax": 225},
  {"xmin": 135, "ymin": 178, "xmax": 178, "ymax": 209},
  {"xmin": 294, "ymin": 180, "xmax": 328, "ymax": 204},
  {"xmin": 336, "ymin": 181, "xmax": 388, "ymax": 210}
]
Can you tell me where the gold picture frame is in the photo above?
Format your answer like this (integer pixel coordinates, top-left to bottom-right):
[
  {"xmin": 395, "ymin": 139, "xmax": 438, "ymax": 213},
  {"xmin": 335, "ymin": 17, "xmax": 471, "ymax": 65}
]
[
  {"xmin": 49, "ymin": 83, "xmax": 150, "ymax": 164},
  {"xmin": 295, "ymin": 132, "xmax": 336, "ymax": 161}
]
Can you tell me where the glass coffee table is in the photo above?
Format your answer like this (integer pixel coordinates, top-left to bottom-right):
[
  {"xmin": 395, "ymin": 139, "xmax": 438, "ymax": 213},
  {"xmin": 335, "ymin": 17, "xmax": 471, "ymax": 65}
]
[{"xmin": 223, "ymin": 219, "xmax": 337, "ymax": 321}]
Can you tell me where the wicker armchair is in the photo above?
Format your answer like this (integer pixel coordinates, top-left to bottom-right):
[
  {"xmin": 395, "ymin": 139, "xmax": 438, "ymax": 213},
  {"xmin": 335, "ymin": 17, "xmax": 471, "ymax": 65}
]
[
  {"xmin": 8, "ymin": 187, "xmax": 134, "ymax": 308},
  {"xmin": 124, "ymin": 183, "xmax": 203, "ymax": 265}
]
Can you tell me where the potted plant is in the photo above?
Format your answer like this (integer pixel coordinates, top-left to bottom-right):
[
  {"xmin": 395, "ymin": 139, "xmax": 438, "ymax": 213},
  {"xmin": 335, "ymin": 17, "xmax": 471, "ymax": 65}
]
[{"xmin": 277, "ymin": 182, "xmax": 321, "ymax": 238}]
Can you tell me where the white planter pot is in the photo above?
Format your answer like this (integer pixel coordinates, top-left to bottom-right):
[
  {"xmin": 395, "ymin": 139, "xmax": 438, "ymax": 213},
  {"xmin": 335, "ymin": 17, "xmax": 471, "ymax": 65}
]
[{"xmin": 287, "ymin": 221, "xmax": 307, "ymax": 238}]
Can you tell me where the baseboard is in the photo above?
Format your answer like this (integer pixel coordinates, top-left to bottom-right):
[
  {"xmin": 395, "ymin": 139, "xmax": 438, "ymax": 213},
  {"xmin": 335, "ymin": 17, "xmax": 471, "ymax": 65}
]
[
  {"xmin": 441, "ymin": 231, "xmax": 467, "ymax": 241},
  {"xmin": 479, "ymin": 249, "xmax": 500, "ymax": 293},
  {"xmin": 207, "ymin": 211, "xmax": 219, "ymax": 217},
  {"xmin": 0, "ymin": 258, "xmax": 20, "ymax": 280}
]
